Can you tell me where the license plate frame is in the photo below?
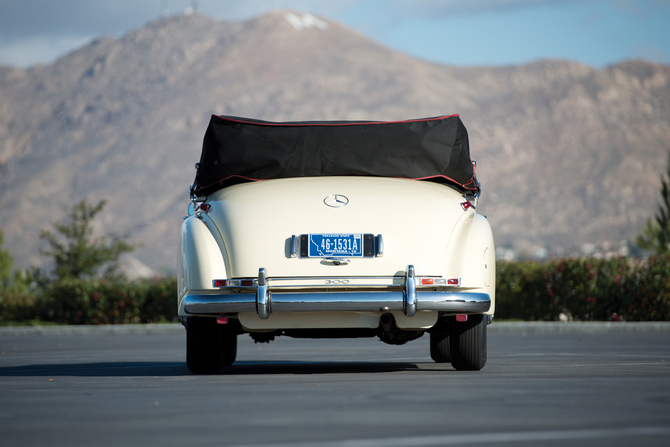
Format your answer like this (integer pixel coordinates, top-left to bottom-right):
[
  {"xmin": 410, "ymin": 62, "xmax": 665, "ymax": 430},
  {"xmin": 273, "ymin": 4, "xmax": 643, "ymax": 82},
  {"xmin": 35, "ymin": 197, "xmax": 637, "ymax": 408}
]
[{"xmin": 300, "ymin": 233, "xmax": 377, "ymax": 258}]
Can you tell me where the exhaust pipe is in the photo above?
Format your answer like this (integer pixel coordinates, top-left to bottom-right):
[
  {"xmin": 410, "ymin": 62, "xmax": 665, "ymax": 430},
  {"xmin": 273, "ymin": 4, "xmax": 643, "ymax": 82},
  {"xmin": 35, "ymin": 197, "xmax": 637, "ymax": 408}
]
[
  {"xmin": 378, "ymin": 313, "xmax": 425, "ymax": 346},
  {"xmin": 380, "ymin": 313, "xmax": 395, "ymax": 333}
]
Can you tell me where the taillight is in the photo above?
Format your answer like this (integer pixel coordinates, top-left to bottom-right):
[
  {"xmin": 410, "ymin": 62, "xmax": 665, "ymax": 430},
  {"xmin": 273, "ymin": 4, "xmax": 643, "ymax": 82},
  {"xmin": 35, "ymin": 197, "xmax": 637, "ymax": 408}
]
[
  {"xmin": 447, "ymin": 278, "xmax": 461, "ymax": 286},
  {"xmin": 418, "ymin": 278, "xmax": 453, "ymax": 286},
  {"xmin": 455, "ymin": 314, "xmax": 468, "ymax": 322},
  {"xmin": 199, "ymin": 203, "xmax": 211, "ymax": 212},
  {"xmin": 461, "ymin": 201, "xmax": 473, "ymax": 211}
]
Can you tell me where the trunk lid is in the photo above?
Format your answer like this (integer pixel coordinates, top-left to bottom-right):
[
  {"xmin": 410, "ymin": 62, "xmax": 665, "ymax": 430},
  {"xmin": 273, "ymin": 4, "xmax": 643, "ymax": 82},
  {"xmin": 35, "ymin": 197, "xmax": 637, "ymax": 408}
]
[{"xmin": 205, "ymin": 176, "xmax": 470, "ymax": 279}]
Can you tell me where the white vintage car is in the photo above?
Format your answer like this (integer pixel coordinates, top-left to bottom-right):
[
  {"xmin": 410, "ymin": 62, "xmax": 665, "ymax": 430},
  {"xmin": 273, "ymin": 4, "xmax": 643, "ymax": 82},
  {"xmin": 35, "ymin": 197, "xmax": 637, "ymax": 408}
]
[{"xmin": 178, "ymin": 114, "xmax": 495, "ymax": 374}]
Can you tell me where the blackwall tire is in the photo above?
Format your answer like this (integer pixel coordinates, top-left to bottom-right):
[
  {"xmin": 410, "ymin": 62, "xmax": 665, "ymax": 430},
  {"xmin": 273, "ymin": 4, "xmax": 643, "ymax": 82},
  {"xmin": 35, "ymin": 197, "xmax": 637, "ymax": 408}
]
[
  {"xmin": 450, "ymin": 314, "xmax": 487, "ymax": 371},
  {"xmin": 186, "ymin": 317, "xmax": 224, "ymax": 374},
  {"xmin": 220, "ymin": 331, "xmax": 238, "ymax": 367},
  {"xmin": 430, "ymin": 320, "xmax": 451, "ymax": 363}
]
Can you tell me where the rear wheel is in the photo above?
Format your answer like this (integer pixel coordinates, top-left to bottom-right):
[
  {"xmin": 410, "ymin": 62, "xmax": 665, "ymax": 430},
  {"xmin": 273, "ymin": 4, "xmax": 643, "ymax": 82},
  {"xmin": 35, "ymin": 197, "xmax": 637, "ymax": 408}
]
[
  {"xmin": 429, "ymin": 319, "xmax": 451, "ymax": 363},
  {"xmin": 186, "ymin": 317, "xmax": 237, "ymax": 374},
  {"xmin": 450, "ymin": 314, "xmax": 487, "ymax": 371},
  {"xmin": 220, "ymin": 330, "xmax": 237, "ymax": 367}
]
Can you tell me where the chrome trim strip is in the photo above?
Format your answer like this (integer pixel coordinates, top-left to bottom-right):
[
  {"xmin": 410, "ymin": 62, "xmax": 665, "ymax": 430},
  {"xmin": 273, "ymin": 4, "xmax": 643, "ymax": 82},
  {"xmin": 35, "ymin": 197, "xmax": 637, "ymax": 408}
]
[
  {"xmin": 210, "ymin": 283, "xmax": 463, "ymax": 289},
  {"xmin": 266, "ymin": 283, "xmax": 401, "ymax": 289},
  {"xmin": 183, "ymin": 291, "xmax": 491, "ymax": 315},
  {"xmin": 268, "ymin": 276, "xmax": 400, "ymax": 282}
]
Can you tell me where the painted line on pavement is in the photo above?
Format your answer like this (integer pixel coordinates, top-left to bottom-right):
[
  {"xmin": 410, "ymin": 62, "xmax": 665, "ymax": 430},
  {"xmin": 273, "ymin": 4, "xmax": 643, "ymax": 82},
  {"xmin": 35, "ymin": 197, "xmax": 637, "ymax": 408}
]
[{"xmin": 222, "ymin": 426, "xmax": 670, "ymax": 447}]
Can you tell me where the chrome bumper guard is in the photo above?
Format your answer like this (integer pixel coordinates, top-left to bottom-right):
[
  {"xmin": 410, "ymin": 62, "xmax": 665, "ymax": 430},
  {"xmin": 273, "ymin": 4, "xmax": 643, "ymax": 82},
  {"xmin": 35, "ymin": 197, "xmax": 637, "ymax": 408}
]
[{"xmin": 183, "ymin": 265, "xmax": 491, "ymax": 319}]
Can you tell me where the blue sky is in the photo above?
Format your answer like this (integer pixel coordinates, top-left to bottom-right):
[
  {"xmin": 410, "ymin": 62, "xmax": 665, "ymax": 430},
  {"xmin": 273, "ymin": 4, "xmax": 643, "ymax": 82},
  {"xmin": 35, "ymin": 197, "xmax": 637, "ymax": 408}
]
[{"xmin": 0, "ymin": 0, "xmax": 668, "ymax": 68}]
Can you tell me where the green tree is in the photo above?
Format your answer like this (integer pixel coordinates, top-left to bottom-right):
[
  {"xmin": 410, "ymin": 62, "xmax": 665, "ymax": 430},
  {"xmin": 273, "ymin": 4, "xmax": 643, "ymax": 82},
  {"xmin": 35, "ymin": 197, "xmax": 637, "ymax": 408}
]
[
  {"xmin": 0, "ymin": 228, "xmax": 31, "ymax": 295},
  {"xmin": 0, "ymin": 228, "xmax": 13, "ymax": 290},
  {"xmin": 39, "ymin": 199, "xmax": 136, "ymax": 280},
  {"xmin": 637, "ymin": 152, "xmax": 670, "ymax": 254}
]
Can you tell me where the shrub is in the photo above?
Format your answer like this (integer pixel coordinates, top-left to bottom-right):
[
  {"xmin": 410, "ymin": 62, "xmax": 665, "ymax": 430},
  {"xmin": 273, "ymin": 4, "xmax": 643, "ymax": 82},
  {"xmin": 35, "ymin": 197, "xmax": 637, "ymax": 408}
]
[
  {"xmin": 496, "ymin": 255, "xmax": 670, "ymax": 321},
  {"xmin": 0, "ymin": 276, "xmax": 178, "ymax": 325},
  {"xmin": 2, "ymin": 257, "xmax": 668, "ymax": 324}
]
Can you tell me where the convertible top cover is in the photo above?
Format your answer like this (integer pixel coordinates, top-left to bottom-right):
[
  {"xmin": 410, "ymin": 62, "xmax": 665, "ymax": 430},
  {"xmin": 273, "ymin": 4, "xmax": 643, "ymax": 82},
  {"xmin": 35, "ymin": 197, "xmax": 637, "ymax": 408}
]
[{"xmin": 193, "ymin": 114, "xmax": 478, "ymax": 196}]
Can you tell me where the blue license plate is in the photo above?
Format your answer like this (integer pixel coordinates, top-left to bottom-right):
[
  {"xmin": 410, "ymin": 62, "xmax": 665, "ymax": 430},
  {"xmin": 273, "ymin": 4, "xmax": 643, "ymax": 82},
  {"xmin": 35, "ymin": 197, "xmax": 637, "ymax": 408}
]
[{"xmin": 308, "ymin": 234, "xmax": 364, "ymax": 258}]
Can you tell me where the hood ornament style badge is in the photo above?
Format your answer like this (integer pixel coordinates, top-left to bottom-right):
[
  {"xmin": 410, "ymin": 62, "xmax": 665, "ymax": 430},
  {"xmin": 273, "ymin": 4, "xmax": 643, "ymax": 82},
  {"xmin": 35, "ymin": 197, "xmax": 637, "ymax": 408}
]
[{"xmin": 324, "ymin": 194, "xmax": 349, "ymax": 208}]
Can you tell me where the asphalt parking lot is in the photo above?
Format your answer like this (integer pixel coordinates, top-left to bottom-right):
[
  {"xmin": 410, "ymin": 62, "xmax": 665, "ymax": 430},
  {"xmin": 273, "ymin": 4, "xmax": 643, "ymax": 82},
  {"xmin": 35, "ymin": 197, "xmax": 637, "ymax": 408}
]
[{"xmin": 1, "ymin": 323, "xmax": 669, "ymax": 447}]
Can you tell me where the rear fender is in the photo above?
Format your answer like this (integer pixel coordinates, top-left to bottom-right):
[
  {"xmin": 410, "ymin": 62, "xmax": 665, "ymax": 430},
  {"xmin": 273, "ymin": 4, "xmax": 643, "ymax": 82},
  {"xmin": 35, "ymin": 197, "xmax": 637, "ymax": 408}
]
[
  {"xmin": 180, "ymin": 216, "xmax": 229, "ymax": 294},
  {"xmin": 444, "ymin": 212, "xmax": 495, "ymax": 314}
]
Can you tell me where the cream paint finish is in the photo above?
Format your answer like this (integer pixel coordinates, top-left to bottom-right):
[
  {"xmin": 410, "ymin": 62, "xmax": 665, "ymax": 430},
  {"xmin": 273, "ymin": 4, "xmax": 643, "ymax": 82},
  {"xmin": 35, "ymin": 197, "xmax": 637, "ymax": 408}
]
[
  {"xmin": 178, "ymin": 217, "xmax": 228, "ymax": 313},
  {"xmin": 179, "ymin": 176, "xmax": 495, "ymax": 321},
  {"xmin": 206, "ymin": 177, "xmax": 473, "ymax": 277}
]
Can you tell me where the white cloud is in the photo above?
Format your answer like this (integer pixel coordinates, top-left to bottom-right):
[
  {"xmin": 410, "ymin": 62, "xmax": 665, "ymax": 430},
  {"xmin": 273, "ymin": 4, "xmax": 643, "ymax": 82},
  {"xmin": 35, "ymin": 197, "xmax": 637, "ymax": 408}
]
[
  {"xmin": 383, "ymin": 0, "xmax": 669, "ymax": 19},
  {"xmin": 631, "ymin": 43, "xmax": 670, "ymax": 63},
  {"xmin": 383, "ymin": 0, "xmax": 574, "ymax": 18}
]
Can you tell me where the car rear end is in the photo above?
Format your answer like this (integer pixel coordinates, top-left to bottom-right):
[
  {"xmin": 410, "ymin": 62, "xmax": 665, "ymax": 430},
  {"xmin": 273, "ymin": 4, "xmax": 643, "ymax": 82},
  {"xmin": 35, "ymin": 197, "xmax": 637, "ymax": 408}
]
[{"xmin": 179, "ymin": 175, "xmax": 494, "ymax": 373}]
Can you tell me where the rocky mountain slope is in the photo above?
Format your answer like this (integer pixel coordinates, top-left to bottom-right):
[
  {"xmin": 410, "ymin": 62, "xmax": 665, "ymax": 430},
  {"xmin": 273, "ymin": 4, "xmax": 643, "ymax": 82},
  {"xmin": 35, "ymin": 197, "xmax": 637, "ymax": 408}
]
[{"xmin": 1, "ymin": 11, "xmax": 669, "ymax": 272}]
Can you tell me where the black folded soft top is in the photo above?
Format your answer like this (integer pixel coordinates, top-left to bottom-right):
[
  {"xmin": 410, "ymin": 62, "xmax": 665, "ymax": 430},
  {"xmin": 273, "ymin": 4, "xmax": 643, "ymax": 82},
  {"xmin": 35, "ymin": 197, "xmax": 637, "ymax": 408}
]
[{"xmin": 193, "ymin": 114, "xmax": 479, "ymax": 197}]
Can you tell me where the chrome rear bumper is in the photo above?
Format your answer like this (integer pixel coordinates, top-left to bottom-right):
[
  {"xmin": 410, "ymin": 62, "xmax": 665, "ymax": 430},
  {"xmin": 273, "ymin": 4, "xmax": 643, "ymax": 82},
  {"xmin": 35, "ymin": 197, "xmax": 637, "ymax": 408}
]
[
  {"xmin": 184, "ymin": 265, "xmax": 490, "ymax": 318},
  {"xmin": 183, "ymin": 290, "xmax": 491, "ymax": 316}
]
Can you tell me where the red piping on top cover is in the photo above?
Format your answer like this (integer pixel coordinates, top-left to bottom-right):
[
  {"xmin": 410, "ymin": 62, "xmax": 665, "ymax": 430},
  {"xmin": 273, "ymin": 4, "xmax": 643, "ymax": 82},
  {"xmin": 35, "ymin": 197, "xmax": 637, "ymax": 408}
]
[
  {"xmin": 196, "ymin": 175, "xmax": 263, "ymax": 191},
  {"xmin": 413, "ymin": 165, "xmax": 478, "ymax": 190},
  {"xmin": 212, "ymin": 114, "xmax": 460, "ymax": 127},
  {"xmin": 195, "ymin": 166, "xmax": 478, "ymax": 194}
]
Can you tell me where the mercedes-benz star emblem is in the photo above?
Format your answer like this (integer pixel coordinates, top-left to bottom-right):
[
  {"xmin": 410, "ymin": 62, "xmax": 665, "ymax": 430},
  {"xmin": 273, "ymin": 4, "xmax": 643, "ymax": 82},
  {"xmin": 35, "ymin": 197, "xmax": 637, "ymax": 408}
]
[{"xmin": 324, "ymin": 194, "xmax": 349, "ymax": 208}]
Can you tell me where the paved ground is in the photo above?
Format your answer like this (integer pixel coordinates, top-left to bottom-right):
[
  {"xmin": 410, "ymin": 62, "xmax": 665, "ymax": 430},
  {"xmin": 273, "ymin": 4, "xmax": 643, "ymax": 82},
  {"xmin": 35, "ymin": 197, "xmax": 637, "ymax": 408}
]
[{"xmin": 1, "ymin": 324, "xmax": 670, "ymax": 446}]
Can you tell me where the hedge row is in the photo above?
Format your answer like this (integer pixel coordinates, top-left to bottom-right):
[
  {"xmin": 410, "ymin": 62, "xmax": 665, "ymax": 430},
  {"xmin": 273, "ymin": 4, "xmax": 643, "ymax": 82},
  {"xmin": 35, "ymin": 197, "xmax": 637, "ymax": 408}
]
[
  {"xmin": 0, "ymin": 276, "xmax": 178, "ymax": 325},
  {"xmin": 496, "ymin": 255, "xmax": 670, "ymax": 321},
  {"xmin": 1, "ymin": 255, "xmax": 669, "ymax": 324}
]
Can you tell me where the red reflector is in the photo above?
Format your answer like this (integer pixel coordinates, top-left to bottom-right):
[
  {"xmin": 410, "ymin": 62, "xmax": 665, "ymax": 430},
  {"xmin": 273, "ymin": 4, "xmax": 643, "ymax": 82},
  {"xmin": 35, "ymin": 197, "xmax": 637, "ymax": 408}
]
[
  {"xmin": 461, "ymin": 201, "xmax": 473, "ymax": 211},
  {"xmin": 421, "ymin": 278, "xmax": 434, "ymax": 285},
  {"xmin": 213, "ymin": 280, "xmax": 227, "ymax": 287},
  {"xmin": 199, "ymin": 203, "xmax": 211, "ymax": 212},
  {"xmin": 240, "ymin": 279, "xmax": 254, "ymax": 287},
  {"xmin": 447, "ymin": 278, "xmax": 461, "ymax": 286},
  {"xmin": 216, "ymin": 316, "xmax": 228, "ymax": 325},
  {"xmin": 456, "ymin": 314, "xmax": 468, "ymax": 322}
]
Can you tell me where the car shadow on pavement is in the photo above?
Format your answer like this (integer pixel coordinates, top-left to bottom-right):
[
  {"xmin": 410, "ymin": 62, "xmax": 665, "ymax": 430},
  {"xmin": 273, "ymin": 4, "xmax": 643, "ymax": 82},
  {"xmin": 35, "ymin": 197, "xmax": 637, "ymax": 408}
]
[
  {"xmin": 0, "ymin": 360, "xmax": 450, "ymax": 377},
  {"xmin": 0, "ymin": 362, "xmax": 190, "ymax": 377},
  {"xmin": 220, "ymin": 361, "xmax": 444, "ymax": 375}
]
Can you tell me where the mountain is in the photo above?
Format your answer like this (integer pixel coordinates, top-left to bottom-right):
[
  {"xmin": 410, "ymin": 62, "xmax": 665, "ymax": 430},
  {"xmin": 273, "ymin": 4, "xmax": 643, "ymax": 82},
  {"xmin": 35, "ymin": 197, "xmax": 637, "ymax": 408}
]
[{"xmin": 1, "ymin": 11, "xmax": 669, "ymax": 273}]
